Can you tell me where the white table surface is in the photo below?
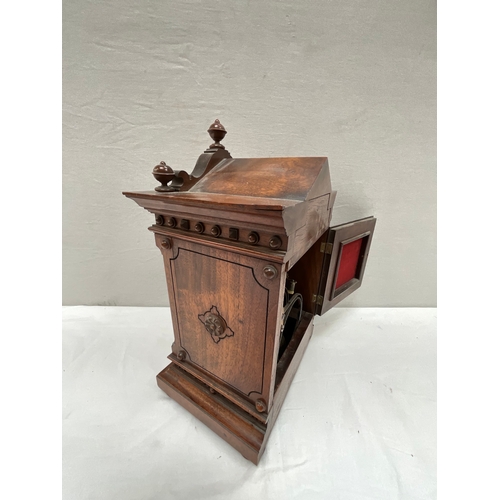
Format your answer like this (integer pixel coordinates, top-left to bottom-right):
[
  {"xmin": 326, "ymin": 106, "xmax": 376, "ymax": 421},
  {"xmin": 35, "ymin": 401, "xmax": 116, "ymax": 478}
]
[{"xmin": 63, "ymin": 307, "xmax": 436, "ymax": 500}]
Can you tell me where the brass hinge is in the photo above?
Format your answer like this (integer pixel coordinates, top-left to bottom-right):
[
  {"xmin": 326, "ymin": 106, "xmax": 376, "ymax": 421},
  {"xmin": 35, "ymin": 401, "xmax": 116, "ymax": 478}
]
[
  {"xmin": 320, "ymin": 242, "xmax": 333, "ymax": 254},
  {"xmin": 312, "ymin": 294, "xmax": 324, "ymax": 306}
]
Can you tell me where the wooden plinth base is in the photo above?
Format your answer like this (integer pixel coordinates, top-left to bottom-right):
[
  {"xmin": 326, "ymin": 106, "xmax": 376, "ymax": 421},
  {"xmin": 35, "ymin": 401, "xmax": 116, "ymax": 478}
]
[{"xmin": 156, "ymin": 313, "xmax": 314, "ymax": 464}]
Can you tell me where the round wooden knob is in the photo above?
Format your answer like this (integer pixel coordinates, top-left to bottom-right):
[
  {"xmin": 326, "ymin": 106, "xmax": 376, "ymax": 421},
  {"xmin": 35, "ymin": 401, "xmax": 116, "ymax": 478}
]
[
  {"xmin": 155, "ymin": 215, "xmax": 164, "ymax": 226},
  {"xmin": 211, "ymin": 225, "xmax": 221, "ymax": 237},
  {"xmin": 248, "ymin": 232, "xmax": 259, "ymax": 245},
  {"xmin": 177, "ymin": 350, "xmax": 186, "ymax": 361},
  {"xmin": 194, "ymin": 222, "xmax": 205, "ymax": 233},
  {"xmin": 161, "ymin": 238, "xmax": 172, "ymax": 250},
  {"xmin": 166, "ymin": 217, "xmax": 176, "ymax": 228},
  {"xmin": 255, "ymin": 399, "xmax": 267, "ymax": 413},
  {"xmin": 263, "ymin": 265, "xmax": 278, "ymax": 280},
  {"xmin": 269, "ymin": 236, "xmax": 282, "ymax": 249}
]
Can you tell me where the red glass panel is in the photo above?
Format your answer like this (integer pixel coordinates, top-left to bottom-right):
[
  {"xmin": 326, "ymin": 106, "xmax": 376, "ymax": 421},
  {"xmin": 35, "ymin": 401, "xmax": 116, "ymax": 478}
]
[{"xmin": 335, "ymin": 238, "xmax": 363, "ymax": 290}]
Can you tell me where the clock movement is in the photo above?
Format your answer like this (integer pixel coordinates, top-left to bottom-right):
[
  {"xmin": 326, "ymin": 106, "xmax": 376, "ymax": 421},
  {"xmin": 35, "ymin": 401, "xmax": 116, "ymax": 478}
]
[{"xmin": 123, "ymin": 120, "xmax": 376, "ymax": 464}]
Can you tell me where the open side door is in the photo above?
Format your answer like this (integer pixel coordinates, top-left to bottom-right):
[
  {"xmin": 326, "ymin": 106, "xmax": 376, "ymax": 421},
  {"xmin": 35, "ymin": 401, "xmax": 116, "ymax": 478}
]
[{"xmin": 314, "ymin": 216, "xmax": 376, "ymax": 315}]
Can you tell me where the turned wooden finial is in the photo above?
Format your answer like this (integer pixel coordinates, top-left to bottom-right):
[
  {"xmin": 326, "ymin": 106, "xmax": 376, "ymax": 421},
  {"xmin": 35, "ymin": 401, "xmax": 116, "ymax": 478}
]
[
  {"xmin": 152, "ymin": 161, "xmax": 175, "ymax": 192},
  {"xmin": 207, "ymin": 119, "xmax": 227, "ymax": 149}
]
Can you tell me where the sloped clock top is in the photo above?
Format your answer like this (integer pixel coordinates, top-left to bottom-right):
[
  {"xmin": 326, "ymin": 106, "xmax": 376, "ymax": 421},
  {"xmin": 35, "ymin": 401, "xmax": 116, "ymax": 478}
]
[
  {"xmin": 123, "ymin": 120, "xmax": 333, "ymax": 213},
  {"xmin": 189, "ymin": 157, "xmax": 329, "ymax": 202}
]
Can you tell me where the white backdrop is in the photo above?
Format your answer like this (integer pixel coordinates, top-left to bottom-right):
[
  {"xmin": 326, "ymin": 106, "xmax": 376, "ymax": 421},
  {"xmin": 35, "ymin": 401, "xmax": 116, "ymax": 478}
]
[{"xmin": 63, "ymin": 0, "xmax": 436, "ymax": 306}]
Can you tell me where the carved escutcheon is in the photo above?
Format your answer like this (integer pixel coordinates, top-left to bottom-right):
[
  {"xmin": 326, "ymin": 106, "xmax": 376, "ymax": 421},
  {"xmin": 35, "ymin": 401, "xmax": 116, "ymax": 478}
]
[{"xmin": 198, "ymin": 306, "xmax": 234, "ymax": 344}]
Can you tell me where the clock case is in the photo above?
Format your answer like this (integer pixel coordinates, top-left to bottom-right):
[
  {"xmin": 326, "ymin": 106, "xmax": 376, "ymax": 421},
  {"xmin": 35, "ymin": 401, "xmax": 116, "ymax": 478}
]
[{"xmin": 123, "ymin": 122, "xmax": 376, "ymax": 464}]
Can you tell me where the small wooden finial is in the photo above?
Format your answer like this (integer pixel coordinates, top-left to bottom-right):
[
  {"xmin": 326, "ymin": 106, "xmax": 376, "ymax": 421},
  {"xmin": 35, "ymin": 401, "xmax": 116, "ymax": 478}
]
[
  {"xmin": 207, "ymin": 119, "xmax": 227, "ymax": 149},
  {"xmin": 152, "ymin": 161, "xmax": 175, "ymax": 192}
]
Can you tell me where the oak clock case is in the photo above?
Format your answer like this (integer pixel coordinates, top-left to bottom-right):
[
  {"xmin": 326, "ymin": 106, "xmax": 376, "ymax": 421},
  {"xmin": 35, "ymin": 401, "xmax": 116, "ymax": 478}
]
[{"xmin": 123, "ymin": 120, "xmax": 376, "ymax": 465}]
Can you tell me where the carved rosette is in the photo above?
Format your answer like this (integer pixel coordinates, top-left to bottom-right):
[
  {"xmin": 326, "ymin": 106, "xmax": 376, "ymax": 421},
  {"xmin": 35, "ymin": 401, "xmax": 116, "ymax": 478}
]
[{"xmin": 198, "ymin": 306, "xmax": 234, "ymax": 344}]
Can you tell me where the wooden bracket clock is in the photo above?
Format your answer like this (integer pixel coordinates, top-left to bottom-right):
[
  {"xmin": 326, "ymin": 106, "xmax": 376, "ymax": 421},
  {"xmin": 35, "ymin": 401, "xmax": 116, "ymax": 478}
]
[{"xmin": 123, "ymin": 120, "xmax": 376, "ymax": 464}]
